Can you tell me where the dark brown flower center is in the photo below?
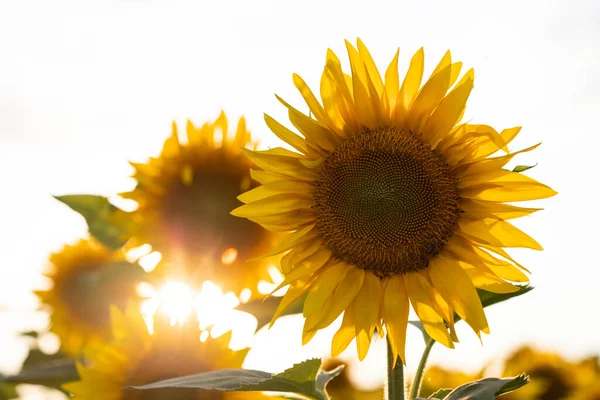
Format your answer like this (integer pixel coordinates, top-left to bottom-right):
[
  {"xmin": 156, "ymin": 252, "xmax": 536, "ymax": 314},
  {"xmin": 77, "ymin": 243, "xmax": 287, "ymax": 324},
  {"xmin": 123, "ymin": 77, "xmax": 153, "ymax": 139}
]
[
  {"xmin": 60, "ymin": 261, "xmax": 140, "ymax": 328},
  {"xmin": 313, "ymin": 127, "xmax": 460, "ymax": 277},
  {"xmin": 156, "ymin": 149, "xmax": 269, "ymax": 280}
]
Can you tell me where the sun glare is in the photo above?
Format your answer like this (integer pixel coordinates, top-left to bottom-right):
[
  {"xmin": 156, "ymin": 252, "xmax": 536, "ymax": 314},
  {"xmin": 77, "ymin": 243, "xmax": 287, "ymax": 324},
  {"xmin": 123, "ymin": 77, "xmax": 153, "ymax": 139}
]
[{"xmin": 138, "ymin": 279, "xmax": 257, "ymax": 349}]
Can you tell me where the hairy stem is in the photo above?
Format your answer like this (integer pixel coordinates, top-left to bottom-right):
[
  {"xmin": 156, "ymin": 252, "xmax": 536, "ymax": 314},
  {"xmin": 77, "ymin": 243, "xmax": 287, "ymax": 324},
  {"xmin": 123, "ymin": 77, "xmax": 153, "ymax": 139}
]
[
  {"xmin": 409, "ymin": 338, "xmax": 435, "ymax": 399},
  {"xmin": 386, "ymin": 336, "xmax": 405, "ymax": 400}
]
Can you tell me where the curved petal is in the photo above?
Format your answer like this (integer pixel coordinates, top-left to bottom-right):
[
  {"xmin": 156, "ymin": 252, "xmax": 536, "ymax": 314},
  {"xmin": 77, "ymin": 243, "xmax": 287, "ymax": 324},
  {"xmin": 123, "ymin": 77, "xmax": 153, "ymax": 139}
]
[{"xmin": 428, "ymin": 254, "xmax": 489, "ymax": 335}]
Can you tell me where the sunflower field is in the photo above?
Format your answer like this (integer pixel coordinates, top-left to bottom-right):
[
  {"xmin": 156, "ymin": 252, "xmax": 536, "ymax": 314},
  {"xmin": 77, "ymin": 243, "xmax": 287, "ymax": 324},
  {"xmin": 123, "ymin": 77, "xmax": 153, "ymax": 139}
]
[{"xmin": 1, "ymin": 1, "xmax": 598, "ymax": 399}]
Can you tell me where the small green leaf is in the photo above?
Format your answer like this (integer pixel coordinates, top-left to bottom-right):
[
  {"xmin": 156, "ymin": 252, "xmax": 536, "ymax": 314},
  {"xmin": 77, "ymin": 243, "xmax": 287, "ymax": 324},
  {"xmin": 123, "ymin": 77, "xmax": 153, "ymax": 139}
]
[
  {"xmin": 237, "ymin": 294, "xmax": 306, "ymax": 330},
  {"xmin": 1, "ymin": 358, "xmax": 78, "ymax": 391},
  {"xmin": 429, "ymin": 388, "xmax": 452, "ymax": 398},
  {"xmin": 129, "ymin": 358, "xmax": 343, "ymax": 400},
  {"xmin": 54, "ymin": 194, "xmax": 131, "ymax": 250},
  {"xmin": 21, "ymin": 350, "xmax": 67, "ymax": 369},
  {"xmin": 512, "ymin": 164, "xmax": 537, "ymax": 173},
  {"xmin": 408, "ymin": 320, "xmax": 432, "ymax": 344},
  {"xmin": 441, "ymin": 374, "xmax": 529, "ymax": 400},
  {"xmin": 477, "ymin": 286, "xmax": 533, "ymax": 311},
  {"xmin": 0, "ymin": 384, "xmax": 18, "ymax": 400}
]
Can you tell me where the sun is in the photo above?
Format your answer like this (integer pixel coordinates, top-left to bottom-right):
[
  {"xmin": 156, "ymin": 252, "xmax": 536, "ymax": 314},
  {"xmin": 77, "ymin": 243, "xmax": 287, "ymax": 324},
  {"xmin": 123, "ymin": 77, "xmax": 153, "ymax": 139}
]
[{"xmin": 232, "ymin": 39, "xmax": 556, "ymax": 363}]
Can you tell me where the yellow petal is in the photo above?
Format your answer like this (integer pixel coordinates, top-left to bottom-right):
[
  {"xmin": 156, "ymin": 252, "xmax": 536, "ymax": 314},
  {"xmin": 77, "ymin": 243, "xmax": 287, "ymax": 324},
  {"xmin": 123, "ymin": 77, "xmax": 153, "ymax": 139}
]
[
  {"xmin": 423, "ymin": 75, "xmax": 474, "ymax": 144},
  {"xmin": 248, "ymin": 209, "xmax": 316, "ymax": 232},
  {"xmin": 404, "ymin": 272, "xmax": 454, "ymax": 348},
  {"xmin": 280, "ymin": 240, "xmax": 322, "ymax": 273},
  {"xmin": 306, "ymin": 266, "xmax": 365, "ymax": 331},
  {"xmin": 458, "ymin": 143, "xmax": 541, "ymax": 180},
  {"xmin": 408, "ymin": 63, "xmax": 452, "ymax": 132},
  {"xmin": 264, "ymin": 114, "xmax": 310, "ymax": 154},
  {"xmin": 303, "ymin": 262, "xmax": 349, "ymax": 317},
  {"xmin": 255, "ymin": 224, "xmax": 318, "ymax": 259},
  {"xmin": 357, "ymin": 38, "xmax": 384, "ymax": 96},
  {"xmin": 384, "ymin": 48, "xmax": 400, "ymax": 114},
  {"xmin": 331, "ymin": 306, "xmax": 356, "ymax": 357},
  {"xmin": 277, "ymin": 95, "xmax": 340, "ymax": 152},
  {"xmin": 273, "ymin": 247, "xmax": 333, "ymax": 292},
  {"xmin": 462, "ymin": 262, "xmax": 520, "ymax": 294},
  {"xmin": 214, "ymin": 111, "xmax": 229, "ymax": 143},
  {"xmin": 162, "ymin": 122, "xmax": 181, "ymax": 158},
  {"xmin": 459, "ymin": 217, "xmax": 543, "ymax": 250},
  {"xmin": 320, "ymin": 65, "xmax": 352, "ymax": 135},
  {"xmin": 383, "ymin": 275, "xmax": 409, "ymax": 365},
  {"xmin": 302, "ymin": 319, "xmax": 318, "ymax": 345},
  {"xmin": 250, "ymin": 169, "xmax": 288, "ymax": 184},
  {"xmin": 242, "ymin": 148, "xmax": 317, "ymax": 181},
  {"xmin": 270, "ymin": 281, "xmax": 313, "ymax": 327},
  {"xmin": 460, "ymin": 198, "xmax": 542, "ymax": 220},
  {"xmin": 394, "ymin": 47, "xmax": 424, "ymax": 126},
  {"xmin": 230, "ymin": 193, "xmax": 313, "ymax": 218},
  {"xmin": 354, "ymin": 272, "xmax": 381, "ymax": 360},
  {"xmin": 345, "ymin": 40, "xmax": 378, "ymax": 129},
  {"xmin": 460, "ymin": 172, "xmax": 557, "ymax": 202},
  {"xmin": 428, "ymin": 254, "xmax": 489, "ymax": 335},
  {"xmin": 293, "ymin": 73, "xmax": 331, "ymax": 126},
  {"xmin": 233, "ymin": 116, "xmax": 250, "ymax": 148},
  {"xmin": 237, "ymin": 179, "xmax": 314, "ymax": 203}
]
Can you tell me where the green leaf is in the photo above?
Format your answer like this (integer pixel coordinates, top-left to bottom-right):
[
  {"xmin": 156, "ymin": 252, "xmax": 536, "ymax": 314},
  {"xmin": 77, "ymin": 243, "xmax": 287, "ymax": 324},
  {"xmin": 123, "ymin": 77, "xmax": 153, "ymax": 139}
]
[
  {"xmin": 237, "ymin": 294, "xmax": 306, "ymax": 330},
  {"xmin": 512, "ymin": 164, "xmax": 537, "ymax": 173},
  {"xmin": 54, "ymin": 194, "xmax": 130, "ymax": 250},
  {"xmin": 440, "ymin": 374, "xmax": 529, "ymax": 400},
  {"xmin": 477, "ymin": 286, "xmax": 533, "ymax": 311},
  {"xmin": 1, "ymin": 358, "xmax": 78, "ymax": 391},
  {"xmin": 0, "ymin": 384, "xmax": 18, "ymax": 400},
  {"xmin": 129, "ymin": 358, "xmax": 343, "ymax": 400},
  {"xmin": 408, "ymin": 320, "xmax": 431, "ymax": 344},
  {"xmin": 21, "ymin": 350, "xmax": 67, "ymax": 370}
]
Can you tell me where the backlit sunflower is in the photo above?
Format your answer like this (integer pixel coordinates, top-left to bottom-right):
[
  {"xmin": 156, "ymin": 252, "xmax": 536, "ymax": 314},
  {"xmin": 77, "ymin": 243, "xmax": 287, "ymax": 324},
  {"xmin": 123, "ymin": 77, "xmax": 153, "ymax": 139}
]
[
  {"xmin": 232, "ymin": 39, "xmax": 557, "ymax": 362},
  {"xmin": 64, "ymin": 306, "xmax": 268, "ymax": 400},
  {"xmin": 36, "ymin": 239, "xmax": 142, "ymax": 357},
  {"xmin": 120, "ymin": 112, "xmax": 279, "ymax": 295}
]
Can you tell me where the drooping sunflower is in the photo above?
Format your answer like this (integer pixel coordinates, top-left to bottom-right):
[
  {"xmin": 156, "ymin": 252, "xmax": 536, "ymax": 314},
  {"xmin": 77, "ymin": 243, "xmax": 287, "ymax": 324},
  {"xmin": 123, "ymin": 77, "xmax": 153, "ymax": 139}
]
[
  {"xmin": 120, "ymin": 112, "xmax": 279, "ymax": 295},
  {"xmin": 232, "ymin": 39, "xmax": 557, "ymax": 362},
  {"xmin": 63, "ymin": 306, "xmax": 268, "ymax": 400},
  {"xmin": 35, "ymin": 238, "xmax": 142, "ymax": 357}
]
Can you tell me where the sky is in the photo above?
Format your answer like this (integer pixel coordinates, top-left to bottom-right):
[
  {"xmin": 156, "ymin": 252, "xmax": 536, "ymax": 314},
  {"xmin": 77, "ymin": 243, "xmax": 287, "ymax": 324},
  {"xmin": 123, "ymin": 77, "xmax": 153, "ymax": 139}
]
[{"xmin": 0, "ymin": 0, "xmax": 599, "ymax": 397}]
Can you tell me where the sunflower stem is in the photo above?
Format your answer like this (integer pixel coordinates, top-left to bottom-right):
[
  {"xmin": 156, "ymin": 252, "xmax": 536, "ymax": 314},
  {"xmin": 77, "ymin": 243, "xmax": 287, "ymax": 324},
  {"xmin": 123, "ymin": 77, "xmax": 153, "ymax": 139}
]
[
  {"xmin": 409, "ymin": 338, "xmax": 435, "ymax": 399},
  {"xmin": 386, "ymin": 336, "xmax": 405, "ymax": 400}
]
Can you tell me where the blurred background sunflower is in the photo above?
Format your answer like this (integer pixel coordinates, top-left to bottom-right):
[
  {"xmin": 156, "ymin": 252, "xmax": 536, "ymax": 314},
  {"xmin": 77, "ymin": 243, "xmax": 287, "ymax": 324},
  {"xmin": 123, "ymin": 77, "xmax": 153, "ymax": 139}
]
[
  {"xmin": 64, "ymin": 306, "xmax": 270, "ymax": 399},
  {"xmin": 118, "ymin": 113, "xmax": 281, "ymax": 296},
  {"xmin": 35, "ymin": 239, "xmax": 143, "ymax": 358}
]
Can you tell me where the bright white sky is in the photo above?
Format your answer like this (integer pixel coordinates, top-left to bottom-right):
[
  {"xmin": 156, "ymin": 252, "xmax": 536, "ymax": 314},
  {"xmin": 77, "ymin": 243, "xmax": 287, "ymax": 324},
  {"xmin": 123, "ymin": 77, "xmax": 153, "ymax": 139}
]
[{"xmin": 1, "ymin": 0, "xmax": 599, "ymax": 397}]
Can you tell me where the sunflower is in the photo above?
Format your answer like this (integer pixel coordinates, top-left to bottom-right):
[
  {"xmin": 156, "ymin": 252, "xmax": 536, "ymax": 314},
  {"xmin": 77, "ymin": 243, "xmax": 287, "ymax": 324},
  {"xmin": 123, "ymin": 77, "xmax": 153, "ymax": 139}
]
[
  {"xmin": 35, "ymin": 238, "xmax": 142, "ymax": 358},
  {"xmin": 64, "ymin": 306, "xmax": 268, "ymax": 400},
  {"xmin": 120, "ymin": 112, "xmax": 278, "ymax": 295},
  {"xmin": 502, "ymin": 346, "xmax": 600, "ymax": 400},
  {"xmin": 232, "ymin": 39, "xmax": 557, "ymax": 363},
  {"xmin": 420, "ymin": 365, "xmax": 482, "ymax": 398}
]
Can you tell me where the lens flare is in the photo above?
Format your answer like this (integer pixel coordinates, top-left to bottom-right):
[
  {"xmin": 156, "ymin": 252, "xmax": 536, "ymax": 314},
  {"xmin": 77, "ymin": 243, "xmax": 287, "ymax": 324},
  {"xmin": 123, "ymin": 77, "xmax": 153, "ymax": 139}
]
[{"xmin": 138, "ymin": 280, "xmax": 257, "ymax": 350}]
